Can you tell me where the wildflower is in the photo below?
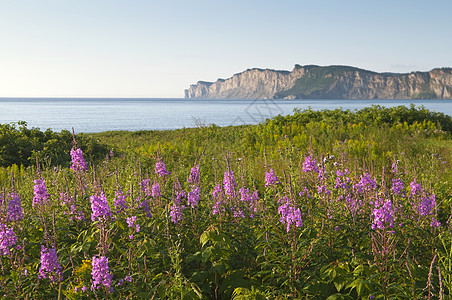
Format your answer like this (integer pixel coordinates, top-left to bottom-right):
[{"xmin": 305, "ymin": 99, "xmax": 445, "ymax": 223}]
[
  {"xmin": 155, "ymin": 159, "xmax": 170, "ymax": 177},
  {"xmin": 212, "ymin": 201, "xmax": 225, "ymax": 215},
  {"xmin": 265, "ymin": 169, "xmax": 280, "ymax": 187},
  {"xmin": 151, "ymin": 183, "xmax": 161, "ymax": 198},
  {"xmin": 223, "ymin": 170, "xmax": 237, "ymax": 198},
  {"xmin": 70, "ymin": 148, "xmax": 88, "ymax": 172},
  {"xmin": 0, "ymin": 224, "xmax": 17, "ymax": 255},
  {"xmin": 418, "ymin": 194, "xmax": 436, "ymax": 216},
  {"xmin": 38, "ymin": 245, "xmax": 62, "ymax": 282},
  {"xmin": 139, "ymin": 199, "xmax": 152, "ymax": 218},
  {"xmin": 7, "ymin": 193, "xmax": 23, "ymax": 222},
  {"xmin": 187, "ymin": 165, "xmax": 200, "ymax": 184},
  {"xmin": 372, "ymin": 199, "xmax": 394, "ymax": 230},
  {"xmin": 278, "ymin": 197, "xmax": 303, "ymax": 232},
  {"xmin": 391, "ymin": 178, "xmax": 405, "ymax": 197},
  {"xmin": 170, "ymin": 204, "xmax": 184, "ymax": 223},
  {"xmin": 33, "ymin": 179, "xmax": 50, "ymax": 208},
  {"xmin": 126, "ymin": 216, "xmax": 140, "ymax": 233},
  {"xmin": 317, "ymin": 185, "xmax": 331, "ymax": 196},
  {"xmin": 431, "ymin": 217, "xmax": 441, "ymax": 228},
  {"xmin": 353, "ymin": 173, "xmax": 377, "ymax": 193},
  {"xmin": 302, "ymin": 155, "xmax": 319, "ymax": 173},
  {"xmin": 187, "ymin": 186, "xmax": 200, "ymax": 208},
  {"xmin": 114, "ymin": 189, "xmax": 128, "ymax": 213},
  {"xmin": 211, "ymin": 184, "xmax": 222, "ymax": 198},
  {"xmin": 125, "ymin": 275, "xmax": 132, "ymax": 282},
  {"xmin": 410, "ymin": 180, "xmax": 422, "ymax": 196},
  {"xmin": 90, "ymin": 193, "xmax": 112, "ymax": 221},
  {"xmin": 92, "ymin": 256, "xmax": 113, "ymax": 289}
]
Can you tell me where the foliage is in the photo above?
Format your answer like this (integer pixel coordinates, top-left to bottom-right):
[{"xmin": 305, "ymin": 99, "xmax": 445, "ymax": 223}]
[{"xmin": 0, "ymin": 122, "xmax": 109, "ymax": 167}]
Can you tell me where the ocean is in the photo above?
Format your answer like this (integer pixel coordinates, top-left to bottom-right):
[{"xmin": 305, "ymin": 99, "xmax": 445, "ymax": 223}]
[{"xmin": 0, "ymin": 98, "xmax": 451, "ymax": 133}]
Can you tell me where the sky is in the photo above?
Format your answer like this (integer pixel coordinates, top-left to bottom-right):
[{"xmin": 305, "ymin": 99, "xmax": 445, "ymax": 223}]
[{"xmin": 1, "ymin": 0, "xmax": 451, "ymax": 98}]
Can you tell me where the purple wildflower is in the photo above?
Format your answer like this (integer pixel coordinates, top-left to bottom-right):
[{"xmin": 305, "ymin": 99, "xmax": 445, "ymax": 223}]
[
  {"xmin": 212, "ymin": 184, "xmax": 222, "ymax": 199},
  {"xmin": 70, "ymin": 148, "xmax": 88, "ymax": 172},
  {"xmin": 33, "ymin": 179, "xmax": 50, "ymax": 208},
  {"xmin": 223, "ymin": 170, "xmax": 237, "ymax": 198},
  {"xmin": 265, "ymin": 169, "xmax": 280, "ymax": 187},
  {"xmin": 38, "ymin": 245, "xmax": 62, "ymax": 282},
  {"xmin": 317, "ymin": 185, "xmax": 331, "ymax": 196},
  {"xmin": 431, "ymin": 217, "xmax": 441, "ymax": 228},
  {"xmin": 187, "ymin": 186, "xmax": 200, "ymax": 208},
  {"xmin": 91, "ymin": 256, "xmax": 113, "ymax": 290},
  {"xmin": 114, "ymin": 189, "xmax": 128, "ymax": 213},
  {"xmin": 372, "ymin": 199, "xmax": 394, "ymax": 230},
  {"xmin": 139, "ymin": 199, "xmax": 152, "ymax": 218},
  {"xmin": 391, "ymin": 178, "xmax": 405, "ymax": 197},
  {"xmin": 278, "ymin": 197, "xmax": 303, "ymax": 232},
  {"xmin": 0, "ymin": 224, "xmax": 17, "ymax": 255},
  {"xmin": 187, "ymin": 165, "xmax": 200, "ymax": 184},
  {"xmin": 126, "ymin": 216, "xmax": 140, "ymax": 233},
  {"xmin": 418, "ymin": 194, "xmax": 436, "ymax": 216},
  {"xmin": 299, "ymin": 187, "xmax": 311, "ymax": 198},
  {"xmin": 410, "ymin": 180, "xmax": 422, "ymax": 196},
  {"xmin": 155, "ymin": 160, "xmax": 170, "ymax": 177},
  {"xmin": 170, "ymin": 204, "xmax": 184, "ymax": 223},
  {"xmin": 151, "ymin": 183, "xmax": 161, "ymax": 198},
  {"xmin": 125, "ymin": 275, "xmax": 132, "ymax": 282},
  {"xmin": 7, "ymin": 193, "xmax": 23, "ymax": 222},
  {"xmin": 302, "ymin": 155, "xmax": 319, "ymax": 173},
  {"xmin": 90, "ymin": 193, "xmax": 112, "ymax": 221},
  {"xmin": 353, "ymin": 173, "xmax": 377, "ymax": 193}
]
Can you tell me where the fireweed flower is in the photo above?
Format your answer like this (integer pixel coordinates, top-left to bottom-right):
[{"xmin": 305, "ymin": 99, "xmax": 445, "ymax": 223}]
[
  {"xmin": 317, "ymin": 185, "xmax": 331, "ymax": 196},
  {"xmin": 114, "ymin": 189, "xmax": 128, "ymax": 213},
  {"xmin": 390, "ymin": 178, "xmax": 405, "ymax": 197},
  {"xmin": 212, "ymin": 184, "xmax": 222, "ymax": 199},
  {"xmin": 223, "ymin": 170, "xmax": 237, "ymax": 198},
  {"xmin": 151, "ymin": 183, "xmax": 161, "ymax": 198},
  {"xmin": 353, "ymin": 173, "xmax": 377, "ymax": 193},
  {"xmin": 372, "ymin": 199, "xmax": 394, "ymax": 230},
  {"xmin": 410, "ymin": 180, "xmax": 422, "ymax": 196},
  {"xmin": 278, "ymin": 197, "xmax": 303, "ymax": 232},
  {"xmin": 126, "ymin": 216, "xmax": 140, "ymax": 234},
  {"xmin": 155, "ymin": 160, "xmax": 170, "ymax": 177},
  {"xmin": 92, "ymin": 256, "xmax": 113, "ymax": 290},
  {"xmin": 170, "ymin": 204, "xmax": 184, "ymax": 223},
  {"xmin": 187, "ymin": 165, "xmax": 200, "ymax": 185},
  {"xmin": 302, "ymin": 155, "xmax": 319, "ymax": 173},
  {"xmin": 33, "ymin": 179, "xmax": 50, "ymax": 208},
  {"xmin": 418, "ymin": 194, "xmax": 436, "ymax": 216},
  {"xmin": 139, "ymin": 199, "xmax": 152, "ymax": 218},
  {"xmin": 431, "ymin": 217, "xmax": 441, "ymax": 228},
  {"xmin": 265, "ymin": 169, "xmax": 280, "ymax": 187},
  {"xmin": 187, "ymin": 186, "xmax": 200, "ymax": 208},
  {"xmin": 38, "ymin": 245, "xmax": 62, "ymax": 282},
  {"xmin": 70, "ymin": 147, "xmax": 88, "ymax": 172},
  {"xmin": 90, "ymin": 193, "xmax": 112, "ymax": 222},
  {"xmin": 0, "ymin": 224, "xmax": 17, "ymax": 255},
  {"xmin": 7, "ymin": 193, "xmax": 23, "ymax": 222}
]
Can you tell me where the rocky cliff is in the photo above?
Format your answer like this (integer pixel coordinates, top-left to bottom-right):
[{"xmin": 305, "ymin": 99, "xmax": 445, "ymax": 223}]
[{"xmin": 185, "ymin": 65, "xmax": 452, "ymax": 99}]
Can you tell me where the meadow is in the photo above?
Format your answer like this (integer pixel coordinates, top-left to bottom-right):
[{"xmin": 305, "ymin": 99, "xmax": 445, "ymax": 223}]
[{"xmin": 0, "ymin": 105, "xmax": 451, "ymax": 299}]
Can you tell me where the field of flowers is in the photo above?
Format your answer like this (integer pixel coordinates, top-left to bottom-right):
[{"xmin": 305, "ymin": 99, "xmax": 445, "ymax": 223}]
[{"xmin": 0, "ymin": 105, "xmax": 451, "ymax": 299}]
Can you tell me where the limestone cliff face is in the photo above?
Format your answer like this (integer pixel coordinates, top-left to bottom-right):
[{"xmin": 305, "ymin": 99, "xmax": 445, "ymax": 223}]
[{"xmin": 185, "ymin": 65, "xmax": 452, "ymax": 99}]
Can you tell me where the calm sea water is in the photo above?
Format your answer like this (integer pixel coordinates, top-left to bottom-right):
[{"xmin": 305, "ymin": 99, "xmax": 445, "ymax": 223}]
[{"xmin": 0, "ymin": 98, "xmax": 451, "ymax": 133}]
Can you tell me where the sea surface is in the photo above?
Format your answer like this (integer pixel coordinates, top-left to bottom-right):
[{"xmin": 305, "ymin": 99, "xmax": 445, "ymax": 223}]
[{"xmin": 0, "ymin": 98, "xmax": 451, "ymax": 133}]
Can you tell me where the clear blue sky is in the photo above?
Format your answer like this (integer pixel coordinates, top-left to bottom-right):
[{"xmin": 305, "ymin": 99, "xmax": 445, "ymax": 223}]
[{"xmin": 1, "ymin": 0, "xmax": 451, "ymax": 98}]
